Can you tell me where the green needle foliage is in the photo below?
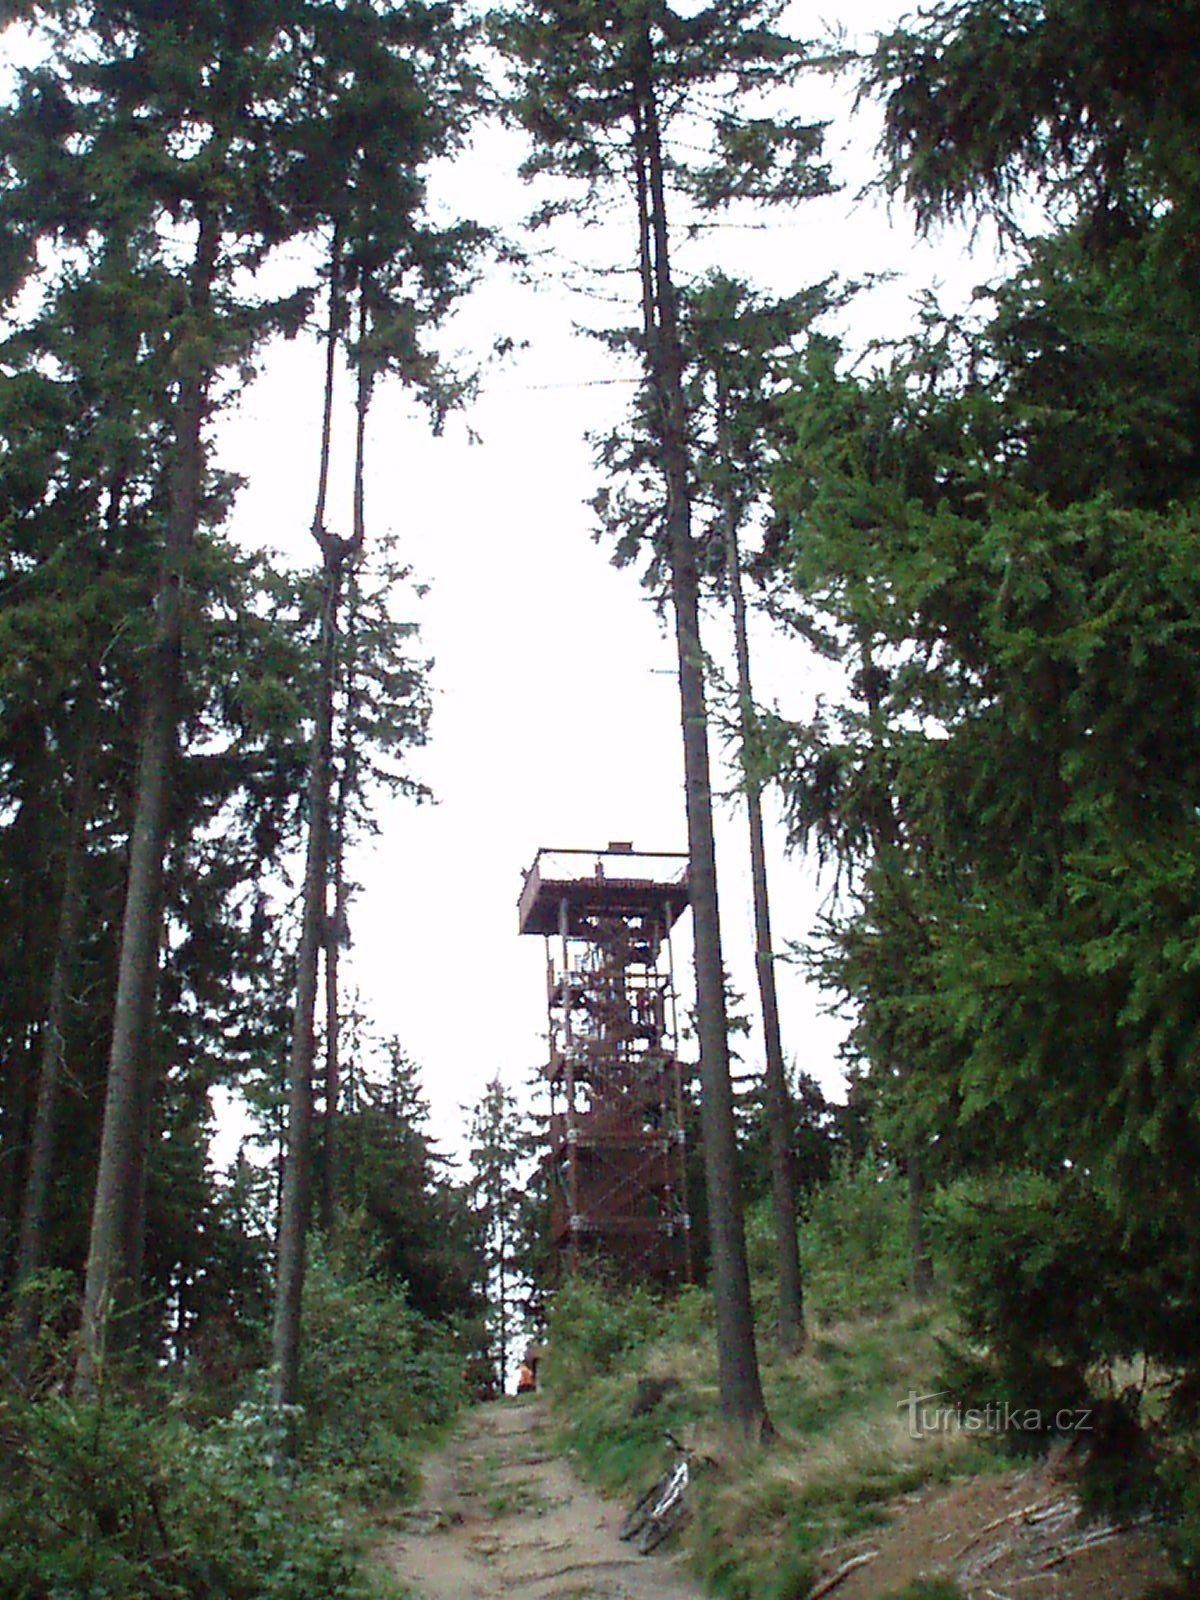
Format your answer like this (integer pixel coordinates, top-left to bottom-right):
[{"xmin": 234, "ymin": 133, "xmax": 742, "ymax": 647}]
[
  {"xmin": 467, "ymin": 1074, "xmax": 533, "ymax": 1393},
  {"xmin": 865, "ymin": 0, "xmax": 1200, "ymax": 235},
  {"xmin": 757, "ymin": 2, "xmax": 1200, "ymax": 1548},
  {"xmin": 0, "ymin": 0, "xmax": 480, "ymax": 1396}
]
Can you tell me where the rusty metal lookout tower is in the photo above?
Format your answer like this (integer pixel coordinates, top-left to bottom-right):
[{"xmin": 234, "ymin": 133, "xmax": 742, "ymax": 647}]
[{"xmin": 518, "ymin": 843, "xmax": 692, "ymax": 1286}]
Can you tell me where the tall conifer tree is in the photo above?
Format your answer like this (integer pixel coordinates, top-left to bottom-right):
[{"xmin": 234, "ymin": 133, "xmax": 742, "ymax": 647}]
[
  {"xmin": 467, "ymin": 1076, "xmax": 529, "ymax": 1392},
  {"xmin": 0, "ymin": 0, "xmax": 480, "ymax": 1388},
  {"xmin": 269, "ymin": 0, "xmax": 484, "ymax": 1414},
  {"xmin": 497, "ymin": 0, "xmax": 833, "ymax": 1433}
]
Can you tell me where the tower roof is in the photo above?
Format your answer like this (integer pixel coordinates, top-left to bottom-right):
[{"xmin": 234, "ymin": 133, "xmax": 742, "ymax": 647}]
[{"xmin": 517, "ymin": 845, "xmax": 690, "ymax": 936}]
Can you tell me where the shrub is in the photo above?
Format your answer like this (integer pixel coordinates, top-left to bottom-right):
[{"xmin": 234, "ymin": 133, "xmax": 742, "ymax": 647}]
[
  {"xmin": 296, "ymin": 1242, "xmax": 467, "ymax": 1501},
  {"xmin": 932, "ymin": 1171, "xmax": 1152, "ymax": 1468},
  {"xmin": 1159, "ymin": 1428, "xmax": 1200, "ymax": 1581},
  {"xmin": 933, "ymin": 1168, "xmax": 1200, "ymax": 1566},
  {"xmin": 0, "ymin": 1243, "xmax": 463, "ymax": 1594},
  {"xmin": 0, "ymin": 1382, "xmax": 375, "ymax": 1600},
  {"xmin": 933, "ymin": 1171, "xmax": 1141, "ymax": 1375},
  {"xmin": 541, "ymin": 1275, "xmax": 668, "ymax": 1382},
  {"xmin": 798, "ymin": 1156, "xmax": 911, "ymax": 1320}
]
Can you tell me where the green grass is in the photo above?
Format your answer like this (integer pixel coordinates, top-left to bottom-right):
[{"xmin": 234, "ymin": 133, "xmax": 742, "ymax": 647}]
[{"xmin": 543, "ymin": 1282, "xmax": 1000, "ymax": 1600}]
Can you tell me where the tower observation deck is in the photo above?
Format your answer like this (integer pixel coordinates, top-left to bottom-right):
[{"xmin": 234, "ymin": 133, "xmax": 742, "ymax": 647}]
[{"xmin": 518, "ymin": 843, "xmax": 692, "ymax": 1286}]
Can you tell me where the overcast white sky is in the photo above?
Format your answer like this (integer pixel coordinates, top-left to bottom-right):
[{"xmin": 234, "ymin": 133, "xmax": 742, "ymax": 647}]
[{"xmin": 214, "ymin": 1, "xmax": 1001, "ymax": 1162}]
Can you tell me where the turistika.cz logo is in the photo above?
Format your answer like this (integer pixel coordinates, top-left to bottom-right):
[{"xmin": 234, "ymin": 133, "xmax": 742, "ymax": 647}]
[{"xmin": 898, "ymin": 1390, "xmax": 1094, "ymax": 1441}]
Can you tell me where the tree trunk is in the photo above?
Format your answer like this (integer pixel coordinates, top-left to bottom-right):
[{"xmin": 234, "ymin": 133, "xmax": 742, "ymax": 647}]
[
  {"xmin": 121, "ymin": 1001, "xmax": 161, "ymax": 1346},
  {"xmin": 270, "ymin": 552, "xmax": 340, "ymax": 1410},
  {"xmin": 637, "ymin": 50, "xmax": 768, "ymax": 1437},
  {"xmin": 319, "ymin": 736, "xmax": 349, "ymax": 1235},
  {"xmin": 1, "ymin": 751, "xmax": 53, "ymax": 1289},
  {"xmin": 13, "ymin": 712, "xmax": 96, "ymax": 1373},
  {"xmin": 271, "ymin": 246, "xmax": 368, "ymax": 1414},
  {"xmin": 271, "ymin": 250, "xmax": 341, "ymax": 1411},
  {"xmin": 496, "ymin": 1209, "xmax": 509, "ymax": 1387},
  {"xmin": 318, "ymin": 274, "xmax": 362, "ymax": 1238},
  {"xmin": 76, "ymin": 214, "xmax": 218, "ymax": 1397},
  {"xmin": 724, "ymin": 510, "xmax": 805, "ymax": 1355}
]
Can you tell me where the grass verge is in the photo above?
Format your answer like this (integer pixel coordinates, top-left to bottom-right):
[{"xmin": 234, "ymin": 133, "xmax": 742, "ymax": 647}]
[{"xmin": 542, "ymin": 1280, "xmax": 999, "ymax": 1600}]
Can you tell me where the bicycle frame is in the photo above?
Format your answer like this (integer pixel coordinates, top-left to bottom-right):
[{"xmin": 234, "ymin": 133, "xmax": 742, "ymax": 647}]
[
  {"xmin": 647, "ymin": 1455, "xmax": 688, "ymax": 1519},
  {"xmin": 618, "ymin": 1430, "xmax": 698, "ymax": 1553}
]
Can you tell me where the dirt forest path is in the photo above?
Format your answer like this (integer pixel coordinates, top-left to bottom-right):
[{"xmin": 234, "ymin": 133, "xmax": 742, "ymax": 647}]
[{"xmin": 375, "ymin": 1396, "xmax": 705, "ymax": 1600}]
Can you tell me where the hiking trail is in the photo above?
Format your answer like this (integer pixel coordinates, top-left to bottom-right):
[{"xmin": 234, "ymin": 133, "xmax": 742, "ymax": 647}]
[{"xmin": 375, "ymin": 1396, "xmax": 705, "ymax": 1600}]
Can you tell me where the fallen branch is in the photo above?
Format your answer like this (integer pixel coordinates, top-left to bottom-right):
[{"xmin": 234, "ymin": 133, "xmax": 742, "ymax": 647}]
[
  {"xmin": 1026, "ymin": 1500, "xmax": 1078, "ymax": 1527},
  {"xmin": 805, "ymin": 1550, "xmax": 879, "ymax": 1599},
  {"xmin": 998, "ymin": 1513, "xmax": 1160, "ymax": 1587},
  {"xmin": 515, "ymin": 1559, "xmax": 639, "ymax": 1586},
  {"xmin": 1035, "ymin": 1514, "xmax": 1155, "ymax": 1572},
  {"xmin": 971, "ymin": 1540, "xmax": 1020, "ymax": 1576},
  {"xmin": 954, "ymin": 1498, "xmax": 1073, "ymax": 1559}
]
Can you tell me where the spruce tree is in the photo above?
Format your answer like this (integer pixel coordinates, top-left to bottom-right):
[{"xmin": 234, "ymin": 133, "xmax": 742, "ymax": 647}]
[
  {"xmin": 270, "ymin": 0, "xmax": 484, "ymax": 1414},
  {"xmin": 764, "ymin": 52, "xmax": 1200, "ymax": 1413},
  {"xmin": 594, "ymin": 271, "xmax": 835, "ymax": 1351},
  {"xmin": 497, "ymin": 0, "xmax": 833, "ymax": 1433},
  {"xmin": 678, "ymin": 275, "xmax": 835, "ymax": 1351},
  {"xmin": 467, "ymin": 1076, "xmax": 529, "ymax": 1392},
  {"xmin": 0, "ymin": 0, "xmax": 477, "ymax": 1388}
]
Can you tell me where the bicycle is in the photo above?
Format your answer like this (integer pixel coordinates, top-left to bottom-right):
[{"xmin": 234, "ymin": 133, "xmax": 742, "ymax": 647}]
[{"xmin": 618, "ymin": 1431, "xmax": 706, "ymax": 1554}]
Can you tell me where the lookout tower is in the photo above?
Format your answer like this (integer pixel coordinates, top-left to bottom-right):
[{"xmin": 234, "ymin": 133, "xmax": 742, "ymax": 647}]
[{"xmin": 518, "ymin": 843, "xmax": 692, "ymax": 1286}]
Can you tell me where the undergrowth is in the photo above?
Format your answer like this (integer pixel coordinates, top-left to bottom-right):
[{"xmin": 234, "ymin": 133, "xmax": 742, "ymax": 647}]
[
  {"xmin": 296, "ymin": 1238, "xmax": 466, "ymax": 1503},
  {"xmin": 0, "ymin": 1245, "xmax": 462, "ymax": 1599},
  {"xmin": 0, "ymin": 1380, "xmax": 386, "ymax": 1600},
  {"xmin": 544, "ymin": 1161, "xmax": 1197, "ymax": 1596},
  {"xmin": 542, "ymin": 1171, "xmax": 995, "ymax": 1600}
]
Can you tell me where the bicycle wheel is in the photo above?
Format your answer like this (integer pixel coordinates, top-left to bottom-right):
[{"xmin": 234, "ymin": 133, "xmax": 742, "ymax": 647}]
[
  {"xmin": 637, "ymin": 1495, "xmax": 689, "ymax": 1554},
  {"xmin": 619, "ymin": 1471, "xmax": 673, "ymax": 1542}
]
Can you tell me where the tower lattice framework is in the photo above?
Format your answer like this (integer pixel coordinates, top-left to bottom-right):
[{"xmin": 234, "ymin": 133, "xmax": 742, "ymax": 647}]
[{"xmin": 518, "ymin": 844, "xmax": 692, "ymax": 1287}]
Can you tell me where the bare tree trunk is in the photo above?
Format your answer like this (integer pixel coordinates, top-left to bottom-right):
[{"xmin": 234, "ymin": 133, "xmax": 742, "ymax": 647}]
[
  {"xmin": 13, "ymin": 712, "xmax": 96, "ymax": 1374},
  {"xmin": 319, "ymin": 901, "xmax": 340, "ymax": 1235},
  {"xmin": 77, "ymin": 678, "xmax": 172, "ymax": 1391},
  {"xmin": 77, "ymin": 215, "xmax": 218, "ymax": 1397},
  {"xmin": 271, "ymin": 245, "xmax": 369, "ymax": 1414},
  {"xmin": 271, "ymin": 241, "xmax": 341, "ymax": 1410},
  {"xmin": 724, "ymin": 511, "xmax": 805, "ymax": 1355},
  {"xmin": 637, "ymin": 51, "xmax": 768, "ymax": 1437},
  {"xmin": 497, "ymin": 1208, "xmax": 509, "ymax": 1387},
  {"xmin": 1, "ymin": 755, "xmax": 53, "ymax": 1290},
  {"xmin": 270, "ymin": 555, "xmax": 340, "ymax": 1410},
  {"xmin": 121, "ymin": 991, "xmax": 161, "ymax": 1344},
  {"xmin": 319, "ymin": 366, "xmax": 361, "ymax": 1237},
  {"xmin": 319, "ymin": 755, "xmax": 348, "ymax": 1236}
]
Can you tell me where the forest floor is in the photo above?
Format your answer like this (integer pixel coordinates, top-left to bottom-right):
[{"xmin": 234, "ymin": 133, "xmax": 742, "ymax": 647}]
[
  {"xmin": 808, "ymin": 1451, "xmax": 1181, "ymax": 1600},
  {"xmin": 373, "ymin": 1395, "xmax": 1182, "ymax": 1600}
]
